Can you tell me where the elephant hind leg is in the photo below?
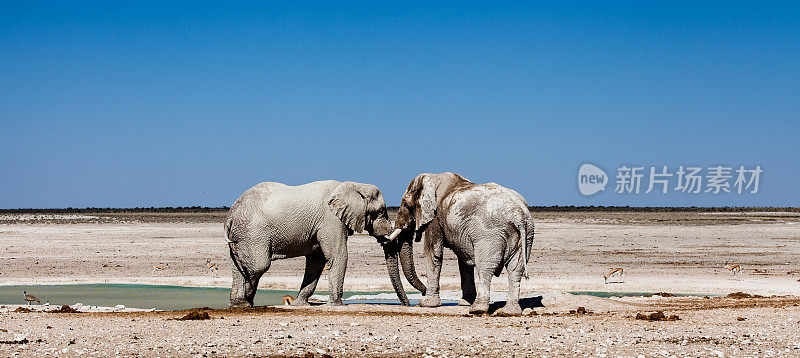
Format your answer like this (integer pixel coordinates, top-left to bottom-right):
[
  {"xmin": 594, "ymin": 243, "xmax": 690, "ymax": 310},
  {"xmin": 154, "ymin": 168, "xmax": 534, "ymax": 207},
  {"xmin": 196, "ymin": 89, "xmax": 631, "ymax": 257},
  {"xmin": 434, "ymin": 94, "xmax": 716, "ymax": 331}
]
[
  {"xmin": 229, "ymin": 241, "xmax": 271, "ymax": 308},
  {"xmin": 294, "ymin": 251, "xmax": 326, "ymax": 306},
  {"xmin": 497, "ymin": 251, "xmax": 525, "ymax": 316},
  {"xmin": 469, "ymin": 239, "xmax": 504, "ymax": 315},
  {"xmin": 230, "ymin": 261, "xmax": 257, "ymax": 308}
]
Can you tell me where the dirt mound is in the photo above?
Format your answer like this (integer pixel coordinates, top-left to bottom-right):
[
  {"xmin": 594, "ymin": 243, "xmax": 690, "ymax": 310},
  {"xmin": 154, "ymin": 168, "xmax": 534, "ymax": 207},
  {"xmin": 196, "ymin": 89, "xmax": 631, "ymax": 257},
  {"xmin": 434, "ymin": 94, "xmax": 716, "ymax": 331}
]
[
  {"xmin": 52, "ymin": 305, "xmax": 80, "ymax": 313},
  {"xmin": 177, "ymin": 310, "xmax": 211, "ymax": 320},
  {"xmin": 726, "ymin": 292, "xmax": 764, "ymax": 299},
  {"xmin": 14, "ymin": 307, "xmax": 32, "ymax": 313},
  {"xmin": 636, "ymin": 311, "xmax": 680, "ymax": 321}
]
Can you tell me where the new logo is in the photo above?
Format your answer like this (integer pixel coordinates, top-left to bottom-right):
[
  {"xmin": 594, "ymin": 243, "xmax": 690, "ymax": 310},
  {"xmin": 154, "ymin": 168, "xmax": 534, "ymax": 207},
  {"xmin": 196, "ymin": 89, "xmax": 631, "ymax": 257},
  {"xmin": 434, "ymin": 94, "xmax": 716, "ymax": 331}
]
[{"xmin": 578, "ymin": 163, "xmax": 608, "ymax": 196}]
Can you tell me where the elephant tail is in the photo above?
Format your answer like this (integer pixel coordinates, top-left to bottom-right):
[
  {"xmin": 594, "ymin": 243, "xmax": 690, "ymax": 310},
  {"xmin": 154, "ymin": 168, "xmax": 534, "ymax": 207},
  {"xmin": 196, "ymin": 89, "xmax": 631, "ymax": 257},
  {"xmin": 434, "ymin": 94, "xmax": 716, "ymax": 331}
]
[
  {"xmin": 515, "ymin": 220, "xmax": 530, "ymax": 280},
  {"xmin": 225, "ymin": 218, "xmax": 233, "ymax": 243},
  {"xmin": 226, "ymin": 218, "xmax": 253, "ymax": 286}
]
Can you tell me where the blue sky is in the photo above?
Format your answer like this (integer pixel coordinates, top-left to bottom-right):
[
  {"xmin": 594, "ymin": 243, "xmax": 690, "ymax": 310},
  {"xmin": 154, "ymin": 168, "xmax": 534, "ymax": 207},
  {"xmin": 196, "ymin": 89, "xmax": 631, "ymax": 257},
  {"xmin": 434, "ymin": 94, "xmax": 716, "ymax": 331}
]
[{"xmin": 1, "ymin": 2, "xmax": 798, "ymax": 208}]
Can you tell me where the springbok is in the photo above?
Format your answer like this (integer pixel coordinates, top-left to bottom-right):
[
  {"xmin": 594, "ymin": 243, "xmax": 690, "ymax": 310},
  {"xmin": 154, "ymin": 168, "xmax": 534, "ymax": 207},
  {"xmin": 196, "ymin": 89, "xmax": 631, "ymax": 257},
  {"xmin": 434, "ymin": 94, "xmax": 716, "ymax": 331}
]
[
  {"xmin": 206, "ymin": 259, "xmax": 218, "ymax": 275},
  {"xmin": 724, "ymin": 262, "xmax": 742, "ymax": 276},
  {"xmin": 282, "ymin": 295, "xmax": 294, "ymax": 305},
  {"xmin": 153, "ymin": 263, "xmax": 169, "ymax": 272},
  {"xmin": 23, "ymin": 291, "xmax": 41, "ymax": 305},
  {"xmin": 603, "ymin": 268, "xmax": 624, "ymax": 284}
]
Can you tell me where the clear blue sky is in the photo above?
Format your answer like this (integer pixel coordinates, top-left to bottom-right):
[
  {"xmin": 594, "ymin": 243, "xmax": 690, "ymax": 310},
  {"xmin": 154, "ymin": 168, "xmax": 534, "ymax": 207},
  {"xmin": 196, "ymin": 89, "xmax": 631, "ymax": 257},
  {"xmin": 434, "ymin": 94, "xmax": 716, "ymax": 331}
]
[{"xmin": 1, "ymin": 2, "xmax": 798, "ymax": 208}]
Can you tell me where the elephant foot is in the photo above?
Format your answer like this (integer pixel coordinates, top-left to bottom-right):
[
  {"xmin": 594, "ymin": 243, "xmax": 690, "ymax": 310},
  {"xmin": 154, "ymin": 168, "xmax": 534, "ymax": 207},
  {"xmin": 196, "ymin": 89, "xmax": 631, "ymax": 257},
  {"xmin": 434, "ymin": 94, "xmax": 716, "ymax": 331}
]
[
  {"xmin": 419, "ymin": 295, "xmax": 442, "ymax": 308},
  {"xmin": 495, "ymin": 303, "xmax": 523, "ymax": 316},
  {"xmin": 458, "ymin": 295, "xmax": 475, "ymax": 306},
  {"xmin": 326, "ymin": 300, "xmax": 345, "ymax": 306},
  {"xmin": 468, "ymin": 300, "xmax": 489, "ymax": 315},
  {"xmin": 229, "ymin": 299, "xmax": 252, "ymax": 309},
  {"xmin": 291, "ymin": 298, "xmax": 310, "ymax": 306}
]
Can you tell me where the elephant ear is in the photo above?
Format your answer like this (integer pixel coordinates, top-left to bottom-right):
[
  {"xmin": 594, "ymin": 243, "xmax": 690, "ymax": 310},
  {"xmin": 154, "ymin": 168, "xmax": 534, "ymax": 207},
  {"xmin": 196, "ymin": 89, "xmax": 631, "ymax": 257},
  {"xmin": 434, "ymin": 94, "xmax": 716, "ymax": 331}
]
[
  {"xmin": 413, "ymin": 175, "xmax": 437, "ymax": 231},
  {"xmin": 328, "ymin": 182, "xmax": 366, "ymax": 233}
]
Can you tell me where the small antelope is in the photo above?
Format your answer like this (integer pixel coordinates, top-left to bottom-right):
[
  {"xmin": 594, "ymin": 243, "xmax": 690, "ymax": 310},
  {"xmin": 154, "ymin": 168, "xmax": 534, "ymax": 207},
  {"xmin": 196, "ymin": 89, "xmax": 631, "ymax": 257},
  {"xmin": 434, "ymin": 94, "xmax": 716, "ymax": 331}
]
[
  {"xmin": 23, "ymin": 291, "xmax": 41, "ymax": 305},
  {"xmin": 282, "ymin": 295, "xmax": 294, "ymax": 305},
  {"xmin": 153, "ymin": 263, "xmax": 169, "ymax": 272},
  {"xmin": 724, "ymin": 262, "xmax": 742, "ymax": 276},
  {"xmin": 603, "ymin": 268, "xmax": 624, "ymax": 284},
  {"xmin": 206, "ymin": 258, "xmax": 219, "ymax": 275}
]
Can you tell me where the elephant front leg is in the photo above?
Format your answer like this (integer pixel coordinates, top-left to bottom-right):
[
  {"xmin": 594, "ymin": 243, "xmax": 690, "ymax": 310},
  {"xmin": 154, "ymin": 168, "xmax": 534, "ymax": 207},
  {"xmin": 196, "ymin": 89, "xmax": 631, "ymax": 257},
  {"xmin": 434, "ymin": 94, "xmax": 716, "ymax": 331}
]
[
  {"xmin": 317, "ymin": 227, "xmax": 349, "ymax": 306},
  {"xmin": 420, "ymin": 238, "xmax": 444, "ymax": 308},
  {"xmin": 457, "ymin": 258, "xmax": 476, "ymax": 306},
  {"xmin": 325, "ymin": 252, "xmax": 347, "ymax": 306},
  {"xmin": 294, "ymin": 251, "xmax": 326, "ymax": 306}
]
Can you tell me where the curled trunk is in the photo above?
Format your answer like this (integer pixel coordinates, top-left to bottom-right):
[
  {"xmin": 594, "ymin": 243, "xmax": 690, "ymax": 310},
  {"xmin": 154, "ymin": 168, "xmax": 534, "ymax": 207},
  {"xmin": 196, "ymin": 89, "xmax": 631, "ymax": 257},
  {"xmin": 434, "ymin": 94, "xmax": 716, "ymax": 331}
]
[
  {"xmin": 399, "ymin": 239, "xmax": 426, "ymax": 295},
  {"xmin": 382, "ymin": 240, "xmax": 410, "ymax": 306}
]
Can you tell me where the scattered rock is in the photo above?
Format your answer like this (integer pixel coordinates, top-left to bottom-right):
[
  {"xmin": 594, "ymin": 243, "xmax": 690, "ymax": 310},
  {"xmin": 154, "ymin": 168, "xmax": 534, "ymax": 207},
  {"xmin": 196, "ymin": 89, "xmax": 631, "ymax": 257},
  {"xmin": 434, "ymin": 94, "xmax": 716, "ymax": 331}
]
[
  {"xmin": 13, "ymin": 307, "xmax": 32, "ymax": 313},
  {"xmin": 569, "ymin": 307, "xmax": 591, "ymax": 315},
  {"xmin": 652, "ymin": 292, "xmax": 675, "ymax": 297},
  {"xmin": 176, "ymin": 310, "xmax": 211, "ymax": 321},
  {"xmin": 52, "ymin": 305, "xmax": 80, "ymax": 313},
  {"xmin": 0, "ymin": 338, "xmax": 28, "ymax": 345},
  {"xmin": 726, "ymin": 292, "xmax": 764, "ymax": 299},
  {"xmin": 635, "ymin": 311, "xmax": 680, "ymax": 321}
]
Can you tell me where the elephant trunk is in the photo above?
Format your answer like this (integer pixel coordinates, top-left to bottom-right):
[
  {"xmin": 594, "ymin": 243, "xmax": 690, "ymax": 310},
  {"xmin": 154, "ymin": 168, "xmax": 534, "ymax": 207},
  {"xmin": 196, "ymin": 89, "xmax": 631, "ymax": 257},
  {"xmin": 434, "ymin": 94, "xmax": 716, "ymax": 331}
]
[
  {"xmin": 382, "ymin": 241, "xmax": 410, "ymax": 306},
  {"xmin": 399, "ymin": 237, "xmax": 426, "ymax": 295}
]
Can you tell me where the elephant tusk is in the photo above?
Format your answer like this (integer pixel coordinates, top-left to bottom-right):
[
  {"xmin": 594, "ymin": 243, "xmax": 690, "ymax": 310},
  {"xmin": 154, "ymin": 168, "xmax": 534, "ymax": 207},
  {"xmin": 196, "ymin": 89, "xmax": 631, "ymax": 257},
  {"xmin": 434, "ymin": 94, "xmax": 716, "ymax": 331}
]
[{"xmin": 386, "ymin": 228, "xmax": 402, "ymax": 241}]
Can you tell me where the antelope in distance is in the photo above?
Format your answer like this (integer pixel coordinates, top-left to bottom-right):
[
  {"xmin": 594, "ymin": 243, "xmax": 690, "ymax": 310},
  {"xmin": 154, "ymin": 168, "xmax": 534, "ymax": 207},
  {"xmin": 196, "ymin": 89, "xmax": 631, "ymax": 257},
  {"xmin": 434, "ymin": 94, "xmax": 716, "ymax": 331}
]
[
  {"xmin": 282, "ymin": 295, "xmax": 294, "ymax": 305},
  {"xmin": 153, "ymin": 263, "xmax": 169, "ymax": 273},
  {"xmin": 603, "ymin": 268, "xmax": 625, "ymax": 284},
  {"xmin": 206, "ymin": 258, "xmax": 219, "ymax": 275},
  {"xmin": 724, "ymin": 262, "xmax": 742, "ymax": 276},
  {"xmin": 23, "ymin": 291, "xmax": 41, "ymax": 305}
]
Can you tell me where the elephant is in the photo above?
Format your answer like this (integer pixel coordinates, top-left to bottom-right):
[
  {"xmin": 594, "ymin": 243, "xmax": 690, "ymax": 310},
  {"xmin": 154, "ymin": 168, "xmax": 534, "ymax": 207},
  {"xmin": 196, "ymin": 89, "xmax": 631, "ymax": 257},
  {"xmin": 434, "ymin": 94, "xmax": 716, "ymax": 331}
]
[
  {"xmin": 385, "ymin": 172, "xmax": 535, "ymax": 315},
  {"xmin": 225, "ymin": 180, "xmax": 404, "ymax": 308}
]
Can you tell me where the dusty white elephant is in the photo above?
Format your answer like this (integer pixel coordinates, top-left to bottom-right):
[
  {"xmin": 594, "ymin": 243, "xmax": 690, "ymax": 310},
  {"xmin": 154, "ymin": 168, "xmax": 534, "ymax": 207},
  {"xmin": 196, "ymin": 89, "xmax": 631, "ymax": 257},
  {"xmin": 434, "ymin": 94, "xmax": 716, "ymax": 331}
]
[
  {"xmin": 225, "ymin": 180, "xmax": 398, "ymax": 307},
  {"xmin": 386, "ymin": 172, "xmax": 535, "ymax": 315}
]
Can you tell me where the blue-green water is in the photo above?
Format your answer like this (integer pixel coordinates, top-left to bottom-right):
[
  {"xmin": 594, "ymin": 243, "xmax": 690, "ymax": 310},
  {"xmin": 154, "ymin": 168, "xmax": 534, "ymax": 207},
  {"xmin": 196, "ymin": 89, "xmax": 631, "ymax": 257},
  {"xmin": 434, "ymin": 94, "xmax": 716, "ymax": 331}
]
[
  {"xmin": 1, "ymin": 284, "xmax": 715, "ymax": 311},
  {"xmin": 1, "ymin": 284, "xmax": 398, "ymax": 310}
]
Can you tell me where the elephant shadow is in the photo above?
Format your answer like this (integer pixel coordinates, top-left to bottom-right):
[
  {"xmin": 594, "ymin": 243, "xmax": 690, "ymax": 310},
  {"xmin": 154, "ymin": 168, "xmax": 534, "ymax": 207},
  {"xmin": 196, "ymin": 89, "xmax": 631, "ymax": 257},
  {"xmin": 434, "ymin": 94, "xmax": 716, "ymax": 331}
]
[{"xmin": 488, "ymin": 296, "xmax": 544, "ymax": 314}]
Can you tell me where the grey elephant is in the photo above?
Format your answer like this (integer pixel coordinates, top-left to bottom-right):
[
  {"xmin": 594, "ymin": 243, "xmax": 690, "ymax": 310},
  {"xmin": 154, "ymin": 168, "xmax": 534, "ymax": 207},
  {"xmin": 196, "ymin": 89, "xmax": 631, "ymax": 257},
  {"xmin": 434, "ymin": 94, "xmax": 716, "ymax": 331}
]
[
  {"xmin": 225, "ymin": 180, "xmax": 401, "ymax": 307},
  {"xmin": 385, "ymin": 172, "xmax": 534, "ymax": 315}
]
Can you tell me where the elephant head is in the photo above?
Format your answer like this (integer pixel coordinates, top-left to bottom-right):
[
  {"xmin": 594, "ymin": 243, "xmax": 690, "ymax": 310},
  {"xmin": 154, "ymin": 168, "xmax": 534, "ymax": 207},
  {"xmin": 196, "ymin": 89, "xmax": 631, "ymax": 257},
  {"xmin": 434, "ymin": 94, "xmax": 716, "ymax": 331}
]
[
  {"xmin": 328, "ymin": 181, "xmax": 392, "ymax": 238},
  {"xmin": 327, "ymin": 182, "xmax": 418, "ymax": 303},
  {"xmin": 383, "ymin": 172, "xmax": 472, "ymax": 304}
]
